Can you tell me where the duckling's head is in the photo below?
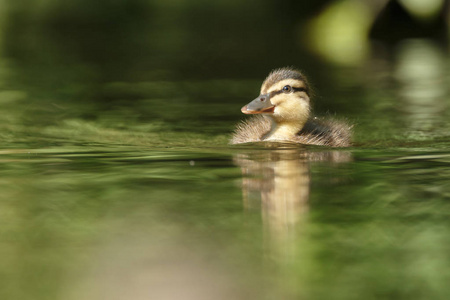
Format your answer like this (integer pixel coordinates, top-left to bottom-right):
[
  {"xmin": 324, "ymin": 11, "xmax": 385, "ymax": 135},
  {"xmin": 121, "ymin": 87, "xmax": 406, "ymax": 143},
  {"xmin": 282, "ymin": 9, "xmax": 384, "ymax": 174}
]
[{"xmin": 241, "ymin": 67, "xmax": 311, "ymax": 126}]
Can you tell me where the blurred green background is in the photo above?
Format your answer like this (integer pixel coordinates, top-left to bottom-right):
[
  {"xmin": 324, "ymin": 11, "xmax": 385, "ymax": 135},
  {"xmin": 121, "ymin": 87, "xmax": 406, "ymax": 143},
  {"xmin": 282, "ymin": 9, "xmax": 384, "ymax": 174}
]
[
  {"xmin": 0, "ymin": 0, "xmax": 449, "ymax": 146},
  {"xmin": 0, "ymin": 0, "xmax": 449, "ymax": 299},
  {"xmin": 0, "ymin": 0, "xmax": 449, "ymax": 147}
]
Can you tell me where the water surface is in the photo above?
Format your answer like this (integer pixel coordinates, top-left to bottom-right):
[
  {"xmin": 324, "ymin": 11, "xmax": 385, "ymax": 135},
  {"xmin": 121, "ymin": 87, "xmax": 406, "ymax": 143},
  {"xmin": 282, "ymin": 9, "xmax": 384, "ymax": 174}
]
[{"xmin": 0, "ymin": 4, "xmax": 449, "ymax": 299}]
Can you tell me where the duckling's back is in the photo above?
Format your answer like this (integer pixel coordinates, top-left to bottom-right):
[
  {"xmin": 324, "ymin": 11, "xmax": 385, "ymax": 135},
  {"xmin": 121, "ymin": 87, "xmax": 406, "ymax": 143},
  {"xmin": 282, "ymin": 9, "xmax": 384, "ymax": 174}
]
[{"xmin": 296, "ymin": 118, "xmax": 352, "ymax": 147}]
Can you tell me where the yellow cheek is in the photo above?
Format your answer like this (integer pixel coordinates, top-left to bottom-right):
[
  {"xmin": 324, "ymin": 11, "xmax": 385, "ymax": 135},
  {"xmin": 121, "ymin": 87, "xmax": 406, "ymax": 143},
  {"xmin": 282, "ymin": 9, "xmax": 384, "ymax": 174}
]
[
  {"xmin": 271, "ymin": 99, "xmax": 282, "ymax": 107},
  {"xmin": 270, "ymin": 95, "xmax": 286, "ymax": 106}
]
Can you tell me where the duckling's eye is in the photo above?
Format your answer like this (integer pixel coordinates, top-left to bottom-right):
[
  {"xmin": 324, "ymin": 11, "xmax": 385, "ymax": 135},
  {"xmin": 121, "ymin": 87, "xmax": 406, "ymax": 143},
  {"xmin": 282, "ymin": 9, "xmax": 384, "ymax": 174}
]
[{"xmin": 282, "ymin": 85, "xmax": 292, "ymax": 93}]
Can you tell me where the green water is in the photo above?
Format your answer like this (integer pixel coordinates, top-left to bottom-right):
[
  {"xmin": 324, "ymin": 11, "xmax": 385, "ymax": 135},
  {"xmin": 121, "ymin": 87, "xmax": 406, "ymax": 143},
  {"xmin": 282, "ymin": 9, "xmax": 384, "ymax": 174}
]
[{"xmin": 1, "ymin": 2, "xmax": 450, "ymax": 299}]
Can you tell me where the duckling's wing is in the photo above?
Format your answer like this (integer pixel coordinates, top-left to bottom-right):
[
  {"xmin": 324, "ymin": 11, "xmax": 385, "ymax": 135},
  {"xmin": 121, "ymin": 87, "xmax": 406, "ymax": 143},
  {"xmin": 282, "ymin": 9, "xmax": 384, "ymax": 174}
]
[
  {"xmin": 230, "ymin": 115, "xmax": 271, "ymax": 144},
  {"xmin": 298, "ymin": 118, "xmax": 353, "ymax": 147}
]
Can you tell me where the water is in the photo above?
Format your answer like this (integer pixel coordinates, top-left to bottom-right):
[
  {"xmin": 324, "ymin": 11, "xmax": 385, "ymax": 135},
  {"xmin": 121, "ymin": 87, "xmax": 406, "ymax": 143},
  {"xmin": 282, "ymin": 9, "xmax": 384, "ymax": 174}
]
[
  {"xmin": 1, "ymin": 2, "xmax": 450, "ymax": 299},
  {"xmin": 1, "ymin": 145, "xmax": 449, "ymax": 300}
]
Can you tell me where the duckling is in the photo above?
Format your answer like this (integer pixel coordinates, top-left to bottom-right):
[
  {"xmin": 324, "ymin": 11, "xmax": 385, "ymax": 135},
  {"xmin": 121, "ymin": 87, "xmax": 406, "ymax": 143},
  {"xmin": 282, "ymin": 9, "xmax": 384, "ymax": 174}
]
[{"xmin": 231, "ymin": 67, "xmax": 352, "ymax": 147}]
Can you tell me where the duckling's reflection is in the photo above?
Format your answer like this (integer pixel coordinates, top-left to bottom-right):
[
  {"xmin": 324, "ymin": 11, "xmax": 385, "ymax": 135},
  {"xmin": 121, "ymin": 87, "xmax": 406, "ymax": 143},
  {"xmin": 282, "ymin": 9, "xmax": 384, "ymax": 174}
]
[{"xmin": 234, "ymin": 145, "xmax": 351, "ymax": 260}]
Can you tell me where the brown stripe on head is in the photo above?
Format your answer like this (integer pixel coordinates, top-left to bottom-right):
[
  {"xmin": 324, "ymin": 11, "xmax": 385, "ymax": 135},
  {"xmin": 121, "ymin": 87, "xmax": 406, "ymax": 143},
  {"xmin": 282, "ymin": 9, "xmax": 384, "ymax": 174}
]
[{"xmin": 261, "ymin": 67, "xmax": 311, "ymax": 96}]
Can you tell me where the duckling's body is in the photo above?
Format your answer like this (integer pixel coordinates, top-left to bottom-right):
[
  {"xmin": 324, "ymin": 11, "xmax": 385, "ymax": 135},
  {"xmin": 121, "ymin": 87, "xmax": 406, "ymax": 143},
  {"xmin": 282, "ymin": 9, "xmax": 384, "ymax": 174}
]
[
  {"xmin": 231, "ymin": 67, "xmax": 352, "ymax": 147},
  {"xmin": 231, "ymin": 115, "xmax": 351, "ymax": 147}
]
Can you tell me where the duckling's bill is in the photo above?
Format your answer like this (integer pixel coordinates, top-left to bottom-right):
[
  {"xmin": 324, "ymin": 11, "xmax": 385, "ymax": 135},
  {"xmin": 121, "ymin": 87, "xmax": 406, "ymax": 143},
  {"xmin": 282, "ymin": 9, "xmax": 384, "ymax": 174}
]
[{"xmin": 241, "ymin": 94, "xmax": 275, "ymax": 114}]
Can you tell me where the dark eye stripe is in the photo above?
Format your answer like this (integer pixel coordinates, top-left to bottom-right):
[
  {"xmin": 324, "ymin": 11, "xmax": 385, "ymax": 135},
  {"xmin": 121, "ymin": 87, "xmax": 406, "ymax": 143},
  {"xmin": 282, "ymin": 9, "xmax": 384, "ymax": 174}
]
[
  {"xmin": 293, "ymin": 87, "xmax": 307, "ymax": 93},
  {"xmin": 270, "ymin": 87, "xmax": 308, "ymax": 97}
]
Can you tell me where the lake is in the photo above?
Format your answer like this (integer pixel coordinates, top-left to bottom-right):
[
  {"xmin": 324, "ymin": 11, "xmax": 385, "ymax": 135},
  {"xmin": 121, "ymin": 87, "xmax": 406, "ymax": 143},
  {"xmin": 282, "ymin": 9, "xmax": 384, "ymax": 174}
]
[{"xmin": 0, "ymin": 2, "xmax": 449, "ymax": 299}]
